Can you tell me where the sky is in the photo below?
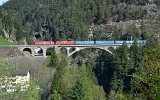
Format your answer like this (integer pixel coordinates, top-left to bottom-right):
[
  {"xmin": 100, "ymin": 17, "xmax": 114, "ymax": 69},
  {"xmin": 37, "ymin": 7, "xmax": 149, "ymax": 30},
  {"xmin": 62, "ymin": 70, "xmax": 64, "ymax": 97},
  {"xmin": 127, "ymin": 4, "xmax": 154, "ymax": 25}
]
[{"xmin": 0, "ymin": 0, "xmax": 8, "ymax": 6}]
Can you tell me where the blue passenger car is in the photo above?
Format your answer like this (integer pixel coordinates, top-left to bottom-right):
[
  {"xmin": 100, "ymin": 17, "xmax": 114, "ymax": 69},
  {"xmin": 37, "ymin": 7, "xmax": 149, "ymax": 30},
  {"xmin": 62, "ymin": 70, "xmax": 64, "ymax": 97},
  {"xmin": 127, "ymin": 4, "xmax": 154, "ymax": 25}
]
[
  {"xmin": 125, "ymin": 41, "xmax": 134, "ymax": 44},
  {"xmin": 137, "ymin": 40, "xmax": 147, "ymax": 44},
  {"xmin": 75, "ymin": 41, "xmax": 94, "ymax": 45},
  {"xmin": 115, "ymin": 41, "xmax": 125, "ymax": 44},
  {"xmin": 95, "ymin": 41, "xmax": 114, "ymax": 44},
  {"xmin": 115, "ymin": 40, "xmax": 147, "ymax": 44}
]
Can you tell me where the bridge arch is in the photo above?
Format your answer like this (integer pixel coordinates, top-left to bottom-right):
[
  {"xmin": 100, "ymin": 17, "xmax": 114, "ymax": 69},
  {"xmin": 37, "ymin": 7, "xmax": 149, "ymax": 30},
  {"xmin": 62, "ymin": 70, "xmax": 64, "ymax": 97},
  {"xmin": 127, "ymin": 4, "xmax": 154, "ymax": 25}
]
[
  {"xmin": 34, "ymin": 47, "xmax": 44, "ymax": 56},
  {"xmin": 67, "ymin": 47, "xmax": 113, "ymax": 57},
  {"xmin": 22, "ymin": 48, "xmax": 32, "ymax": 56}
]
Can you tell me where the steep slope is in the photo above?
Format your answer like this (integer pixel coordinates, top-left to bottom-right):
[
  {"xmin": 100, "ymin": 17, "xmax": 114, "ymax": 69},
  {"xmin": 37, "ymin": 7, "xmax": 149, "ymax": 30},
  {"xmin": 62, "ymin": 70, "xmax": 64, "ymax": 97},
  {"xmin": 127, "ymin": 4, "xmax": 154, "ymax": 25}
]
[
  {"xmin": 1, "ymin": 0, "xmax": 160, "ymax": 42},
  {"xmin": 0, "ymin": 8, "xmax": 30, "ymax": 44}
]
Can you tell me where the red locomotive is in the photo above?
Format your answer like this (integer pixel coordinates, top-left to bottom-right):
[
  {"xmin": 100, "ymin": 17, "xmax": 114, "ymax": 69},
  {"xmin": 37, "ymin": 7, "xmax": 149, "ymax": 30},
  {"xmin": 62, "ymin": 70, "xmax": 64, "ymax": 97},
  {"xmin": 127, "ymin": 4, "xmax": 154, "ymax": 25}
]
[{"xmin": 35, "ymin": 41, "xmax": 75, "ymax": 45}]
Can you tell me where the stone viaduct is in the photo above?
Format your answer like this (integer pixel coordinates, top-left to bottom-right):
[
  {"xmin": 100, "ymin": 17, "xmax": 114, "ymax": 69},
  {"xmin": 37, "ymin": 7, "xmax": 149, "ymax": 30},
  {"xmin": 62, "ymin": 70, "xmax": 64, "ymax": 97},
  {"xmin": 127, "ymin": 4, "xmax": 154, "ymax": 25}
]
[{"xmin": 11, "ymin": 44, "xmax": 132, "ymax": 58}]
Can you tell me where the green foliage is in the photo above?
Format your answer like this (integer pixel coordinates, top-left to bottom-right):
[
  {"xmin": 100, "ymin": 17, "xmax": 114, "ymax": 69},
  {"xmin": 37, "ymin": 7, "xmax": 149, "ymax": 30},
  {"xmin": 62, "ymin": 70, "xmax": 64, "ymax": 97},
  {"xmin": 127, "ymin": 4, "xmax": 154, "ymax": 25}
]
[
  {"xmin": 0, "ymin": 59, "xmax": 17, "ymax": 76},
  {"xmin": 91, "ymin": 38, "xmax": 160, "ymax": 99},
  {"xmin": 108, "ymin": 90, "xmax": 128, "ymax": 100},
  {"xmin": 0, "ymin": 0, "xmax": 159, "ymax": 99},
  {"xmin": 48, "ymin": 49, "xmax": 59, "ymax": 68},
  {"xmin": 14, "ymin": 22, "xmax": 25, "ymax": 41},
  {"xmin": 0, "ymin": 8, "xmax": 29, "ymax": 43},
  {"xmin": 68, "ymin": 80, "xmax": 85, "ymax": 100},
  {"xmin": 0, "ymin": 36, "xmax": 14, "ymax": 45},
  {"xmin": 52, "ymin": 90, "xmax": 62, "ymax": 100},
  {"xmin": 130, "ymin": 41, "xmax": 143, "ymax": 70},
  {"xmin": 51, "ymin": 54, "xmax": 66, "ymax": 94},
  {"xmin": 26, "ymin": 34, "xmax": 34, "ymax": 45},
  {"xmin": 127, "ymin": 24, "xmax": 140, "ymax": 40},
  {"xmin": 0, "ymin": 58, "xmax": 41, "ymax": 100},
  {"xmin": 132, "ymin": 42, "xmax": 160, "ymax": 99},
  {"xmin": 1, "ymin": 0, "xmax": 149, "ymax": 41},
  {"xmin": 0, "ymin": 81, "xmax": 41, "ymax": 100},
  {"xmin": 111, "ymin": 42, "xmax": 130, "ymax": 93},
  {"xmin": 50, "ymin": 60, "xmax": 106, "ymax": 100}
]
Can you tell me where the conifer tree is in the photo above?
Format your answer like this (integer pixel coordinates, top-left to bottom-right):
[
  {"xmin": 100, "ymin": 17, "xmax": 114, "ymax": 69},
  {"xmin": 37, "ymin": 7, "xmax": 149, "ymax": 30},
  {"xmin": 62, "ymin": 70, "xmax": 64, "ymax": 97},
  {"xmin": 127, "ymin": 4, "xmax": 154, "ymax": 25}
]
[
  {"xmin": 48, "ymin": 49, "xmax": 59, "ymax": 68},
  {"xmin": 130, "ymin": 41, "xmax": 143, "ymax": 70},
  {"xmin": 111, "ymin": 42, "xmax": 129, "ymax": 93},
  {"xmin": 68, "ymin": 80, "xmax": 85, "ymax": 100}
]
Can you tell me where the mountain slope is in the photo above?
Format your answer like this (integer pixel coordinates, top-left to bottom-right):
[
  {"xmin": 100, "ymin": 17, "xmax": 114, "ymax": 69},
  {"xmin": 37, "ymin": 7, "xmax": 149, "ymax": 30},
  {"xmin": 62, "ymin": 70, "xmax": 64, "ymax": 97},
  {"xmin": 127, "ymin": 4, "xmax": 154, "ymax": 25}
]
[{"xmin": 1, "ymin": 0, "xmax": 160, "ymax": 42}]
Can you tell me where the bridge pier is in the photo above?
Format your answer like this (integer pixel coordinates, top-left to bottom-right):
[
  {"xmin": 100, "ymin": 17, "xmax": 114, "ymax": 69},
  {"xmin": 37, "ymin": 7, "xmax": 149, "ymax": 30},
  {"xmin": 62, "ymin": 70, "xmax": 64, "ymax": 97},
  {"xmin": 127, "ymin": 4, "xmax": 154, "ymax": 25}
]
[
  {"xmin": 31, "ymin": 49, "xmax": 35, "ymax": 57},
  {"xmin": 65, "ymin": 47, "xmax": 71, "ymax": 57},
  {"xmin": 43, "ymin": 48, "xmax": 47, "ymax": 58},
  {"xmin": 55, "ymin": 46, "xmax": 61, "ymax": 54}
]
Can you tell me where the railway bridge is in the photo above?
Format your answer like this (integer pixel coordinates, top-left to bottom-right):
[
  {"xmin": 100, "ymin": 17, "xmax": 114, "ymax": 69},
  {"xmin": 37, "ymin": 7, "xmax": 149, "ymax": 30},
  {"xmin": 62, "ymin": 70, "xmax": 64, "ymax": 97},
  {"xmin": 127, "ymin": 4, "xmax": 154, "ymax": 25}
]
[{"xmin": 10, "ymin": 44, "xmax": 133, "ymax": 58}]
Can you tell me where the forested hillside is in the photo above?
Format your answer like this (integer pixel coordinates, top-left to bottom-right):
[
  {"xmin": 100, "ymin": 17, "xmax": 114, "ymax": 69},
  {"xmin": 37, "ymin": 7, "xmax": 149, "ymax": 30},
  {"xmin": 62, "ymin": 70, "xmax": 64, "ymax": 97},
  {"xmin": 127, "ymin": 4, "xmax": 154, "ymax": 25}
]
[
  {"xmin": 67, "ymin": 37, "xmax": 160, "ymax": 100},
  {"xmin": 0, "ymin": 8, "xmax": 32, "ymax": 44},
  {"xmin": 1, "ymin": 0, "xmax": 160, "ymax": 42},
  {"xmin": 0, "ymin": 0, "xmax": 160, "ymax": 100}
]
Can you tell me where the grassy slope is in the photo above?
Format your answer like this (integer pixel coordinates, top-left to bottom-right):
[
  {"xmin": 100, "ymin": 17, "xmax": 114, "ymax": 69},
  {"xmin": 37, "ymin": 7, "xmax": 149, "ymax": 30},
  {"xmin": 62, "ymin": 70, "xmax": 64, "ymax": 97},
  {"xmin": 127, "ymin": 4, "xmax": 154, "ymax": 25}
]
[{"xmin": 0, "ymin": 36, "xmax": 13, "ymax": 45}]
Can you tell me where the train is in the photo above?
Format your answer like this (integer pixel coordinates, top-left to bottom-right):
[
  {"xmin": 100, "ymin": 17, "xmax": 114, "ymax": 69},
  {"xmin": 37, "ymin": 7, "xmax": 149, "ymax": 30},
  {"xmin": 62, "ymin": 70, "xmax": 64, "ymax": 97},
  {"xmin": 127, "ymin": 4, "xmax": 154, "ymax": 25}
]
[{"xmin": 35, "ymin": 40, "xmax": 147, "ymax": 45}]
